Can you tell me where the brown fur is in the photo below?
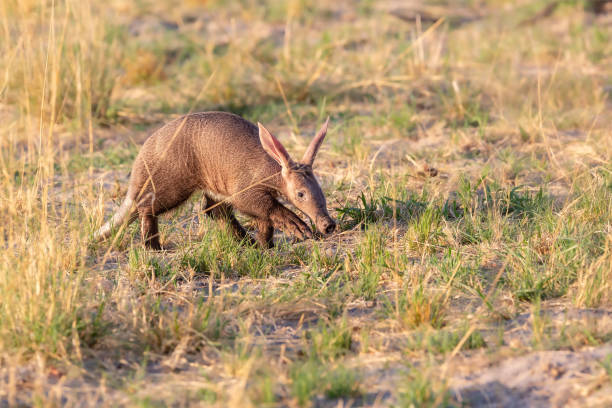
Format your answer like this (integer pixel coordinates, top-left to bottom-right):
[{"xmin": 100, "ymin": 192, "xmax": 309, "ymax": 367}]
[{"xmin": 94, "ymin": 111, "xmax": 335, "ymax": 249}]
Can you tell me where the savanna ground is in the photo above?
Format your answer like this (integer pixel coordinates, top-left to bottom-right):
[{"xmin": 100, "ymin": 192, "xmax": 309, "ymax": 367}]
[{"xmin": 1, "ymin": 0, "xmax": 612, "ymax": 406}]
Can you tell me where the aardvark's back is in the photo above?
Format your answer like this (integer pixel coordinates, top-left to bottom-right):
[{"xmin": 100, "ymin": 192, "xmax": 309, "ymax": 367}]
[{"xmin": 131, "ymin": 111, "xmax": 279, "ymax": 202}]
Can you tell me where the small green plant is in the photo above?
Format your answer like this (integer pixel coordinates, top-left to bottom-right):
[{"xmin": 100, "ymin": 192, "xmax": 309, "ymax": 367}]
[
  {"xmin": 305, "ymin": 319, "xmax": 353, "ymax": 362},
  {"xmin": 178, "ymin": 226, "xmax": 284, "ymax": 278},
  {"xmin": 352, "ymin": 268, "xmax": 380, "ymax": 301},
  {"xmin": 397, "ymin": 367, "xmax": 453, "ymax": 408},
  {"xmin": 599, "ymin": 354, "xmax": 612, "ymax": 383},
  {"xmin": 529, "ymin": 299, "xmax": 550, "ymax": 349},
  {"xmin": 349, "ymin": 226, "xmax": 389, "ymax": 299},
  {"xmin": 332, "ymin": 118, "xmax": 370, "ymax": 161},
  {"xmin": 384, "ymin": 284, "xmax": 446, "ymax": 329},
  {"xmin": 337, "ymin": 192, "xmax": 430, "ymax": 230},
  {"xmin": 180, "ymin": 247, "xmax": 210, "ymax": 275},
  {"xmin": 127, "ymin": 248, "xmax": 176, "ymax": 282},
  {"xmin": 493, "ymin": 186, "xmax": 549, "ymax": 219},
  {"xmin": 504, "ymin": 246, "xmax": 561, "ymax": 302},
  {"xmin": 442, "ymin": 198, "xmax": 463, "ymax": 220},
  {"xmin": 430, "ymin": 249, "xmax": 480, "ymax": 288},
  {"xmin": 404, "ymin": 327, "xmax": 486, "ymax": 354},
  {"xmin": 308, "ymin": 244, "xmax": 343, "ymax": 274},
  {"xmin": 324, "ymin": 365, "xmax": 362, "ymax": 399},
  {"xmin": 336, "ymin": 192, "xmax": 381, "ymax": 229},
  {"xmin": 290, "ymin": 360, "xmax": 322, "ymax": 406},
  {"xmin": 406, "ymin": 205, "xmax": 444, "ymax": 252},
  {"xmin": 290, "ymin": 361, "xmax": 362, "ymax": 406},
  {"xmin": 557, "ymin": 321, "xmax": 612, "ymax": 350},
  {"xmin": 195, "ymin": 388, "xmax": 218, "ymax": 404},
  {"xmin": 250, "ymin": 372, "xmax": 277, "ymax": 405},
  {"xmin": 462, "ymin": 100, "xmax": 489, "ymax": 128}
]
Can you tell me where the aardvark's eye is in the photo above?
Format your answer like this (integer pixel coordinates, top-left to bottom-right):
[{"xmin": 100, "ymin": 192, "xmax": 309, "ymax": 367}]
[{"xmin": 297, "ymin": 191, "xmax": 305, "ymax": 199}]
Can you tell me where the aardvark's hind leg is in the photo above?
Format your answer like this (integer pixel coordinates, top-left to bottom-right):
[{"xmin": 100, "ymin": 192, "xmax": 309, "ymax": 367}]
[{"xmin": 140, "ymin": 213, "xmax": 161, "ymax": 250}]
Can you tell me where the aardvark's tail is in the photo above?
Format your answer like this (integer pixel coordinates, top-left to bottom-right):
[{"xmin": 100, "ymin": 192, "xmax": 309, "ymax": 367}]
[{"xmin": 94, "ymin": 197, "xmax": 137, "ymax": 241}]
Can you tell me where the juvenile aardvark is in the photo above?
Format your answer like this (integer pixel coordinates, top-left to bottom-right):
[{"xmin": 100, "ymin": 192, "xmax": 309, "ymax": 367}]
[{"xmin": 94, "ymin": 112, "xmax": 336, "ymax": 249}]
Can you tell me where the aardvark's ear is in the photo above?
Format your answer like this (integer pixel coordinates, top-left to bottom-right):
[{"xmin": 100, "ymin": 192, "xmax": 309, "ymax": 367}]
[
  {"xmin": 301, "ymin": 117, "xmax": 329, "ymax": 166},
  {"xmin": 258, "ymin": 122, "xmax": 293, "ymax": 170}
]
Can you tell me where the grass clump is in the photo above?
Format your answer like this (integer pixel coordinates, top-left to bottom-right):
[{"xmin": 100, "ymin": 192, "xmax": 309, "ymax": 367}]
[
  {"xmin": 289, "ymin": 319, "xmax": 361, "ymax": 406},
  {"xmin": 290, "ymin": 361, "xmax": 362, "ymax": 406},
  {"xmin": 178, "ymin": 225, "xmax": 284, "ymax": 278},
  {"xmin": 404, "ymin": 326, "xmax": 486, "ymax": 355},
  {"xmin": 305, "ymin": 319, "xmax": 353, "ymax": 362},
  {"xmin": 384, "ymin": 283, "xmax": 447, "ymax": 330},
  {"xmin": 397, "ymin": 367, "xmax": 454, "ymax": 408}
]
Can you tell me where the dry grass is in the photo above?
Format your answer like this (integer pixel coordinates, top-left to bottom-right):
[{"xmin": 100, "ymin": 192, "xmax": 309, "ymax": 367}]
[{"xmin": 1, "ymin": 0, "xmax": 612, "ymax": 406}]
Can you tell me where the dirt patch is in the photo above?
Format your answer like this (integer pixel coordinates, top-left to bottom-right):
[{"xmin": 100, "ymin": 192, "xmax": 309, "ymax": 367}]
[{"xmin": 451, "ymin": 345, "xmax": 612, "ymax": 407}]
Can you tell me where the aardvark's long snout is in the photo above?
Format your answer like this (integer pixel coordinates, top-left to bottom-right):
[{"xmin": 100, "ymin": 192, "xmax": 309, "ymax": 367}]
[{"xmin": 317, "ymin": 216, "xmax": 336, "ymax": 235}]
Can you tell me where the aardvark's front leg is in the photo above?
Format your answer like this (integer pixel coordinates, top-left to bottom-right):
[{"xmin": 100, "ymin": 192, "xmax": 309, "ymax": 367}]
[{"xmin": 269, "ymin": 202, "xmax": 313, "ymax": 241}]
